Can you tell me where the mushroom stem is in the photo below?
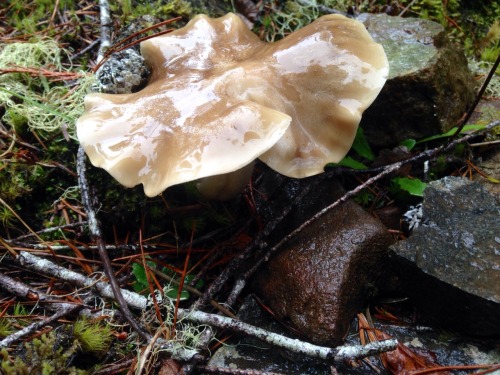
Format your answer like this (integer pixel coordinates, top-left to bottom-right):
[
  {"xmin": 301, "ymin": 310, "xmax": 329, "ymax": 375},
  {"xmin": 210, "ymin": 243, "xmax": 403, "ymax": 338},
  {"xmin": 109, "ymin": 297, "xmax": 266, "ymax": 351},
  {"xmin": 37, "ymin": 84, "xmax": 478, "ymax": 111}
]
[{"xmin": 196, "ymin": 161, "xmax": 255, "ymax": 200}]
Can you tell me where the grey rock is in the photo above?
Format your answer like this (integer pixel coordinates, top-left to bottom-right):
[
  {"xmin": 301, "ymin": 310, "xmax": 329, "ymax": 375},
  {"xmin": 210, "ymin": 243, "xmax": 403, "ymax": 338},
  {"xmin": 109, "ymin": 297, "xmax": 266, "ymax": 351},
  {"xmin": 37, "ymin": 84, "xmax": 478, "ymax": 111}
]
[
  {"xmin": 253, "ymin": 180, "xmax": 393, "ymax": 346},
  {"xmin": 359, "ymin": 14, "xmax": 476, "ymax": 148},
  {"xmin": 390, "ymin": 176, "xmax": 500, "ymax": 336}
]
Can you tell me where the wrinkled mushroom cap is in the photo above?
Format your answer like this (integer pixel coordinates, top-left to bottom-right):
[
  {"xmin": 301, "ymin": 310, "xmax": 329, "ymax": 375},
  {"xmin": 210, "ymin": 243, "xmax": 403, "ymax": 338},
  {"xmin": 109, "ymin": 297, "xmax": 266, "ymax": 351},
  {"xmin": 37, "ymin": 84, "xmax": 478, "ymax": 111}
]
[{"xmin": 77, "ymin": 13, "xmax": 388, "ymax": 197}]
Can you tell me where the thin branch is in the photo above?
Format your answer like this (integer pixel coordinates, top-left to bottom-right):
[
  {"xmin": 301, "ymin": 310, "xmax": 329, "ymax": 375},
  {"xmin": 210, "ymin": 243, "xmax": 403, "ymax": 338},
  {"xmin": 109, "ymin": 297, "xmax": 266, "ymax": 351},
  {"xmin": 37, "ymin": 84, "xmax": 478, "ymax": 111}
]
[
  {"xmin": 178, "ymin": 310, "xmax": 398, "ymax": 363},
  {"xmin": 12, "ymin": 251, "xmax": 396, "ymax": 366},
  {"xmin": 0, "ymin": 271, "xmax": 76, "ymax": 310},
  {"xmin": 17, "ymin": 250, "xmax": 147, "ymax": 309},
  {"xmin": 0, "ymin": 272, "xmax": 84, "ymax": 347},
  {"xmin": 198, "ymin": 366, "xmax": 285, "ymax": 375},
  {"xmin": 0, "ymin": 304, "xmax": 82, "ymax": 348},
  {"xmin": 97, "ymin": 0, "xmax": 112, "ymax": 63},
  {"xmin": 76, "ymin": 146, "xmax": 151, "ymax": 341},
  {"xmin": 224, "ymin": 120, "xmax": 500, "ymax": 307},
  {"xmin": 10, "ymin": 221, "xmax": 88, "ymax": 241},
  {"xmin": 451, "ymin": 52, "xmax": 500, "ymax": 137}
]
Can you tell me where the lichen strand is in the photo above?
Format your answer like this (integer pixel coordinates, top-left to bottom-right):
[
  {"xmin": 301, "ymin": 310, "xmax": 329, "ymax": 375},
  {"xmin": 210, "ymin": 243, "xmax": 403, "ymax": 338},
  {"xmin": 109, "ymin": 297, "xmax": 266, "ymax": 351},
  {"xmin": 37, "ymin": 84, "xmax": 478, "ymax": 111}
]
[{"xmin": 0, "ymin": 39, "xmax": 96, "ymax": 236}]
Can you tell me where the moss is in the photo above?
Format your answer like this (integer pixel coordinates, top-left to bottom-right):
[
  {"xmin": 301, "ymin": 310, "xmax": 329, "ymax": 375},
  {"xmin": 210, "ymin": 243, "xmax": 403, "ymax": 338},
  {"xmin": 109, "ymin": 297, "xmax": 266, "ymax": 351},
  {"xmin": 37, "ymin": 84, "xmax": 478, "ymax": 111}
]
[
  {"xmin": 0, "ymin": 332, "xmax": 88, "ymax": 375},
  {"xmin": 112, "ymin": 0, "xmax": 194, "ymax": 23},
  {"xmin": 3, "ymin": 0, "xmax": 77, "ymax": 36},
  {"xmin": 73, "ymin": 318, "xmax": 113, "ymax": 354}
]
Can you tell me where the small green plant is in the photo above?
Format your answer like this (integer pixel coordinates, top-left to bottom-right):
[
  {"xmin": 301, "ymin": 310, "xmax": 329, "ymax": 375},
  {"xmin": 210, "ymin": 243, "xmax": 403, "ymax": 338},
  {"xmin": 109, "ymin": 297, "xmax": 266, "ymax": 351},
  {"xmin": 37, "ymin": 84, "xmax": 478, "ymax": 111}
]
[
  {"xmin": 0, "ymin": 318, "xmax": 15, "ymax": 338},
  {"xmin": 392, "ymin": 176, "xmax": 427, "ymax": 197},
  {"xmin": 132, "ymin": 260, "xmax": 157, "ymax": 293}
]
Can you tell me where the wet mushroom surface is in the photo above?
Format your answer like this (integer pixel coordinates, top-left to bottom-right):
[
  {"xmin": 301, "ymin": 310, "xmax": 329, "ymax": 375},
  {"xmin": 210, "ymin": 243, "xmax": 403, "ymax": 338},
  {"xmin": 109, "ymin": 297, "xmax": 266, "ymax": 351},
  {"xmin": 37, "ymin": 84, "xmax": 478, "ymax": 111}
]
[{"xmin": 77, "ymin": 13, "xmax": 388, "ymax": 197}]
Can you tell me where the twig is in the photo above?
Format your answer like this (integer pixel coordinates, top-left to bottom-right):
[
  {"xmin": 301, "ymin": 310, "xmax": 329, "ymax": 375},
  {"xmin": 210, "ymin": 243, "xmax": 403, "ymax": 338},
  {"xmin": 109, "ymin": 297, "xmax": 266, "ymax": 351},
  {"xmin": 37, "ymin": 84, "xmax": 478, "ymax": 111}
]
[
  {"xmin": 0, "ymin": 271, "xmax": 76, "ymax": 310},
  {"xmin": 451, "ymin": 52, "xmax": 500, "ymax": 138},
  {"xmin": 398, "ymin": 0, "xmax": 417, "ymax": 16},
  {"xmin": 11, "ymin": 251, "xmax": 396, "ymax": 367},
  {"xmin": 69, "ymin": 38, "xmax": 101, "ymax": 61},
  {"xmin": 178, "ymin": 310, "xmax": 398, "ymax": 363},
  {"xmin": 11, "ymin": 251, "xmax": 200, "ymax": 361},
  {"xmin": 10, "ymin": 221, "xmax": 88, "ymax": 241},
  {"xmin": 94, "ymin": 358, "xmax": 135, "ymax": 375},
  {"xmin": 0, "ymin": 304, "xmax": 82, "ymax": 348},
  {"xmin": 0, "ymin": 67, "xmax": 84, "ymax": 81},
  {"xmin": 97, "ymin": 0, "xmax": 112, "ymax": 63},
  {"xmin": 76, "ymin": 147, "xmax": 151, "ymax": 341},
  {"xmin": 296, "ymin": 0, "xmax": 349, "ymax": 16},
  {"xmin": 17, "ymin": 250, "xmax": 147, "ymax": 309},
  {"xmin": 0, "ymin": 272, "xmax": 84, "ymax": 347},
  {"xmin": 271, "ymin": 120, "xmax": 500, "ymax": 254},
  {"xmin": 224, "ymin": 119, "xmax": 500, "ymax": 308},
  {"xmin": 197, "ymin": 366, "xmax": 285, "ymax": 375},
  {"xmin": 7, "ymin": 242, "xmax": 153, "ymax": 252},
  {"xmin": 193, "ymin": 177, "xmax": 313, "ymax": 310},
  {"xmin": 0, "ymin": 271, "xmax": 83, "ymax": 342}
]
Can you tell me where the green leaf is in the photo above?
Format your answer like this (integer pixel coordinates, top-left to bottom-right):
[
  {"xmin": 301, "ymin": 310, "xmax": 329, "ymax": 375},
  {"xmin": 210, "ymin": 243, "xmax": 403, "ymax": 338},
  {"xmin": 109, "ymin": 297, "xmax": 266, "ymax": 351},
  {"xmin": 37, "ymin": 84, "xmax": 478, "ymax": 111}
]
[
  {"xmin": 336, "ymin": 156, "xmax": 368, "ymax": 170},
  {"xmin": 417, "ymin": 124, "xmax": 486, "ymax": 143},
  {"xmin": 131, "ymin": 261, "xmax": 156, "ymax": 292},
  {"xmin": 351, "ymin": 127, "xmax": 375, "ymax": 161},
  {"xmin": 166, "ymin": 288, "xmax": 190, "ymax": 301},
  {"xmin": 392, "ymin": 177, "xmax": 427, "ymax": 197},
  {"xmin": 399, "ymin": 139, "xmax": 416, "ymax": 151}
]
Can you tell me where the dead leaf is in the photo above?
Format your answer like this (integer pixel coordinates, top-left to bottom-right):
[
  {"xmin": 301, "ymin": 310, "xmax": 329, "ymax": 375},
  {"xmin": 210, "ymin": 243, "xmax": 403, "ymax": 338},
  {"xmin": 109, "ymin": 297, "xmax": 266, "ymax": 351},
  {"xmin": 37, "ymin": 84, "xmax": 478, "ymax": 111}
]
[
  {"xmin": 158, "ymin": 358, "xmax": 183, "ymax": 375},
  {"xmin": 358, "ymin": 313, "xmax": 451, "ymax": 375}
]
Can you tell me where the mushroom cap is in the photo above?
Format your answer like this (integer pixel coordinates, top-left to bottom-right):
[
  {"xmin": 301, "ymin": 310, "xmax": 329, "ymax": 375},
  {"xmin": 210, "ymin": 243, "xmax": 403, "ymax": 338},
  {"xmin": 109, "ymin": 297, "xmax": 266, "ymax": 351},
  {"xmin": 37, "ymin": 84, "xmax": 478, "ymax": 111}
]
[
  {"xmin": 77, "ymin": 13, "xmax": 388, "ymax": 196},
  {"xmin": 256, "ymin": 14, "xmax": 389, "ymax": 177}
]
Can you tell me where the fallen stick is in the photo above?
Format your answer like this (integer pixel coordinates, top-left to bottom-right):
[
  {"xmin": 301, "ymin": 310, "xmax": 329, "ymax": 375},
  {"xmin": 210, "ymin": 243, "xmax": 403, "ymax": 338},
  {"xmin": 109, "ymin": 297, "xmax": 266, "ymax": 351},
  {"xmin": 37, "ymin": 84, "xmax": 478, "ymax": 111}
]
[
  {"xmin": 15, "ymin": 251, "xmax": 397, "ymax": 364},
  {"xmin": 178, "ymin": 309, "xmax": 398, "ymax": 363},
  {"xmin": 18, "ymin": 251, "xmax": 147, "ymax": 310},
  {"xmin": 0, "ymin": 272, "xmax": 83, "ymax": 348}
]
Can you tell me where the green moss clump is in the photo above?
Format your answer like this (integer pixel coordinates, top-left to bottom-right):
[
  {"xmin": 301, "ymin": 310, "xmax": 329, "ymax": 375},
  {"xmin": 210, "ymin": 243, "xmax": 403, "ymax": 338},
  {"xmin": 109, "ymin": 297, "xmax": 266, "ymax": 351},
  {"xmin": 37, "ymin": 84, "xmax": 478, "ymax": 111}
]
[
  {"xmin": 112, "ymin": 0, "xmax": 193, "ymax": 23},
  {"xmin": 0, "ymin": 332, "xmax": 88, "ymax": 375},
  {"xmin": 73, "ymin": 318, "xmax": 113, "ymax": 353}
]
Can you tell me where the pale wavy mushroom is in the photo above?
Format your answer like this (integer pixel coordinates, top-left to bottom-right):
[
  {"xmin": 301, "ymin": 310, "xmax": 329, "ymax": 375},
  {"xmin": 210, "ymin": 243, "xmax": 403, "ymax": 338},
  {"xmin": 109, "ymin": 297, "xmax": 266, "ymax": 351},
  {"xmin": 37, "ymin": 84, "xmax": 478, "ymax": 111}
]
[{"xmin": 77, "ymin": 13, "xmax": 388, "ymax": 198}]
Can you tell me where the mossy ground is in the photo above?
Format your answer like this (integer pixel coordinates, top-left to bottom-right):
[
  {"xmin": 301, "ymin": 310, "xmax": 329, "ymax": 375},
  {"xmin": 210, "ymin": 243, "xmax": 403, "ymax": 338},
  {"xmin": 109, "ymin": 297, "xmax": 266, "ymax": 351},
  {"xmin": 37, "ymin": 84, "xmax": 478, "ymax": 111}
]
[{"xmin": 0, "ymin": 1, "xmax": 498, "ymax": 374}]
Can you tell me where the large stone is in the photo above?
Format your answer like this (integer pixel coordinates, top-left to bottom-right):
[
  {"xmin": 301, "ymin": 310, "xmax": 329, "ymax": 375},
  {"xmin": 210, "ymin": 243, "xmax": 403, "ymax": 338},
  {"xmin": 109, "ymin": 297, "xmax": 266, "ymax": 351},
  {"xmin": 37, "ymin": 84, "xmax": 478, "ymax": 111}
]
[
  {"xmin": 253, "ymin": 182, "xmax": 393, "ymax": 346},
  {"xmin": 390, "ymin": 177, "xmax": 500, "ymax": 336},
  {"xmin": 359, "ymin": 14, "xmax": 475, "ymax": 148}
]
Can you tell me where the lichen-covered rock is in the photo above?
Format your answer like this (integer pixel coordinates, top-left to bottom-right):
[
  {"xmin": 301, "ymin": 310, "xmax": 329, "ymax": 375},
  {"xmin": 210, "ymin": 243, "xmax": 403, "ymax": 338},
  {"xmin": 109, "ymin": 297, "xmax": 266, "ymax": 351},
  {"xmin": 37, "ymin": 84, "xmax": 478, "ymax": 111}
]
[
  {"xmin": 96, "ymin": 49, "xmax": 150, "ymax": 94},
  {"xmin": 253, "ymin": 182, "xmax": 393, "ymax": 346},
  {"xmin": 358, "ymin": 14, "xmax": 475, "ymax": 148},
  {"xmin": 390, "ymin": 177, "xmax": 500, "ymax": 336}
]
